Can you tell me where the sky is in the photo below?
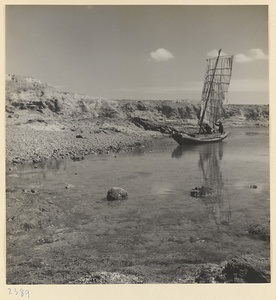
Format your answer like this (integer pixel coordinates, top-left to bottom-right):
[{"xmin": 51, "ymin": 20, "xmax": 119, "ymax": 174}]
[{"xmin": 6, "ymin": 5, "xmax": 269, "ymax": 104}]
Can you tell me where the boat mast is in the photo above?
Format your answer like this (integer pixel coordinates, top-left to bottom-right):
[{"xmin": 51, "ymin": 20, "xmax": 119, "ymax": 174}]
[{"xmin": 198, "ymin": 49, "xmax": 221, "ymax": 133}]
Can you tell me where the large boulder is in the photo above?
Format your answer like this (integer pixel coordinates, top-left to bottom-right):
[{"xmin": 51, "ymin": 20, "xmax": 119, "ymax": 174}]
[
  {"xmin": 107, "ymin": 187, "xmax": 128, "ymax": 201},
  {"xmin": 222, "ymin": 255, "xmax": 270, "ymax": 283},
  {"xmin": 190, "ymin": 186, "xmax": 213, "ymax": 198}
]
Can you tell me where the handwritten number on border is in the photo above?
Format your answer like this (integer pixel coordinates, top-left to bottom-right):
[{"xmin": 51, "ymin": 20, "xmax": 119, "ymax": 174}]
[{"xmin": 7, "ymin": 288, "xmax": 30, "ymax": 298}]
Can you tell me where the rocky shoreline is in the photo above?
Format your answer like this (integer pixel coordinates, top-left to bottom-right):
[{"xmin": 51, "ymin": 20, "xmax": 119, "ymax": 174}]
[
  {"xmin": 6, "ymin": 74, "xmax": 269, "ymax": 166},
  {"xmin": 6, "ymin": 116, "xmax": 164, "ymax": 165}
]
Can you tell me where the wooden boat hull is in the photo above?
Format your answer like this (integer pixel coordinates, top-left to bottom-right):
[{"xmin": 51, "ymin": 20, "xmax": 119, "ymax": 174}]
[{"xmin": 172, "ymin": 132, "xmax": 228, "ymax": 145}]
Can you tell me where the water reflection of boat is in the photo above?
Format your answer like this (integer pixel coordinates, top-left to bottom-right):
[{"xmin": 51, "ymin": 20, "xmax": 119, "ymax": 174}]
[
  {"xmin": 172, "ymin": 143, "xmax": 232, "ymax": 230},
  {"xmin": 198, "ymin": 143, "xmax": 223, "ymax": 194}
]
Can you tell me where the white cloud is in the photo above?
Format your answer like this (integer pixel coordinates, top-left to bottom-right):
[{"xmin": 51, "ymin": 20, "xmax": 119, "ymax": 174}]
[
  {"xmin": 234, "ymin": 49, "xmax": 268, "ymax": 63},
  {"xmin": 150, "ymin": 48, "xmax": 174, "ymax": 62},
  {"xmin": 207, "ymin": 49, "xmax": 227, "ymax": 58}
]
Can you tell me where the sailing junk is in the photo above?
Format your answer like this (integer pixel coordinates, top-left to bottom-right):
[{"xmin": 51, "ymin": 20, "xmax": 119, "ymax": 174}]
[{"xmin": 172, "ymin": 49, "xmax": 234, "ymax": 145}]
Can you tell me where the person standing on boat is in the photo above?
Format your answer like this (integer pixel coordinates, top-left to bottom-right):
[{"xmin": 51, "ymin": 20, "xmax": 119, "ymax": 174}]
[
  {"xmin": 204, "ymin": 123, "xmax": 213, "ymax": 134},
  {"xmin": 215, "ymin": 121, "xmax": 224, "ymax": 134}
]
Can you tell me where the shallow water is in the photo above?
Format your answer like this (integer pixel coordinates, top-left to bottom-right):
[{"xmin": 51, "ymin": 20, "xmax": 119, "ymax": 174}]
[{"xmin": 6, "ymin": 127, "xmax": 270, "ymax": 282}]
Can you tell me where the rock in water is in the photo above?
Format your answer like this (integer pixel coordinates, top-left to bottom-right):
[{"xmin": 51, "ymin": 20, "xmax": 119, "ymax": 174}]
[
  {"xmin": 107, "ymin": 187, "xmax": 128, "ymax": 201},
  {"xmin": 191, "ymin": 186, "xmax": 213, "ymax": 198},
  {"xmin": 72, "ymin": 155, "xmax": 84, "ymax": 161},
  {"xmin": 65, "ymin": 183, "xmax": 74, "ymax": 189},
  {"xmin": 249, "ymin": 185, "xmax": 257, "ymax": 189}
]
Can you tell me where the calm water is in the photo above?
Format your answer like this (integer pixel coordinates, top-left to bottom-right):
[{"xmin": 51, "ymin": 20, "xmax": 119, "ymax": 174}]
[{"xmin": 7, "ymin": 127, "xmax": 270, "ymax": 276}]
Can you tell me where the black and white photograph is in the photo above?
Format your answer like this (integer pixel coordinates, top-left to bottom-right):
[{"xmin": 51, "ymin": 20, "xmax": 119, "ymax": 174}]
[{"xmin": 3, "ymin": 2, "xmax": 272, "ymax": 296}]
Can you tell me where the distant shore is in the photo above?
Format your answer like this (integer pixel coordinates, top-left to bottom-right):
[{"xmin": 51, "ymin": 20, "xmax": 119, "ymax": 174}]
[{"xmin": 6, "ymin": 75, "xmax": 269, "ymax": 165}]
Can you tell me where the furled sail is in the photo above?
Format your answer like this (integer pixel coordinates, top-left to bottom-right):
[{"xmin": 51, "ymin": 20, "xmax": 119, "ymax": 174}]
[{"xmin": 199, "ymin": 52, "xmax": 234, "ymax": 131}]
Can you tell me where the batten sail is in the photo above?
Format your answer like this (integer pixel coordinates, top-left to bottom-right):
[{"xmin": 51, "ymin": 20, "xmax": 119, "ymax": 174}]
[
  {"xmin": 199, "ymin": 52, "xmax": 234, "ymax": 131},
  {"xmin": 172, "ymin": 49, "xmax": 234, "ymax": 145}
]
